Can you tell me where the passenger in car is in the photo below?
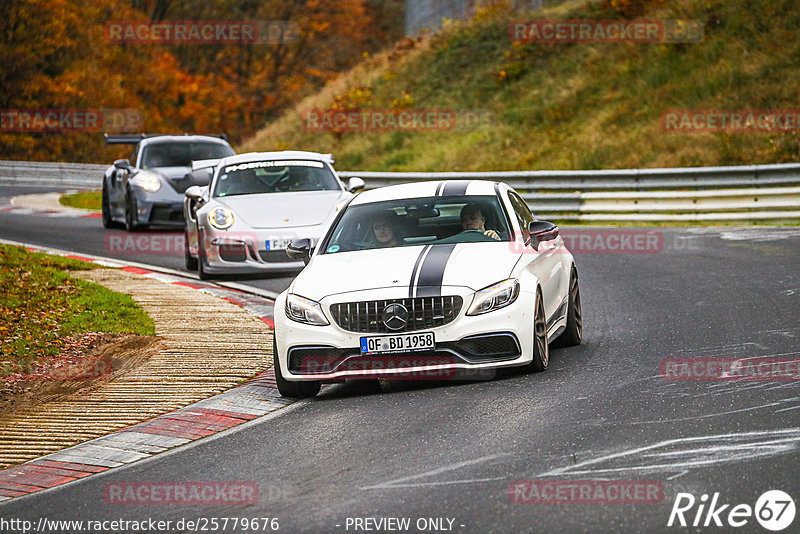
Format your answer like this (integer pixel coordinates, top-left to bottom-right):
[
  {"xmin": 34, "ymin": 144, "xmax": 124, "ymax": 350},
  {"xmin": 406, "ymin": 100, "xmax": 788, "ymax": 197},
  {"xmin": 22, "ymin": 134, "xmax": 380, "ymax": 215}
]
[{"xmin": 371, "ymin": 211, "xmax": 400, "ymax": 248}]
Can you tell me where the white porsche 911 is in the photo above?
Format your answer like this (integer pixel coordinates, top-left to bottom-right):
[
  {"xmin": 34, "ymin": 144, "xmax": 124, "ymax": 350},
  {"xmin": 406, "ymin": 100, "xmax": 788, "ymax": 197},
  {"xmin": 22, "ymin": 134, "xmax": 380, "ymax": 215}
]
[
  {"xmin": 183, "ymin": 151, "xmax": 364, "ymax": 279},
  {"xmin": 273, "ymin": 180, "xmax": 582, "ymax": 397}
]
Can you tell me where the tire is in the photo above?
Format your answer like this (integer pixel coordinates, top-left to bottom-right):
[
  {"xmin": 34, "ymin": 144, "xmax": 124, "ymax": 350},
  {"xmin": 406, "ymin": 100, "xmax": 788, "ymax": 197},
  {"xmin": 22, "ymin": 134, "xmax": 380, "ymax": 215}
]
[
  {"xmin": 197, "ymin": 235, "xmax": 211, "ymax": 280},
  {"xmin": 273, "ymin": 333, "xmax": 321, "ymax": 398},
  {"xmin": 101, "ymin": 180, "xmax": 121, "ymax": 229},
  {"xmin": 124, "ymin": 191, "xmax": 147, "ymax": 232},
  {"xmin": 523, "ymin": 289, "xmax": 549, "ymax": 372},
  {"xmin": 552, "ymin": 267, "xmax": 582, "ymax": 348},
  {"xmin": 184, "ymin": 230, "xmax": 198, "ymax": 271}
]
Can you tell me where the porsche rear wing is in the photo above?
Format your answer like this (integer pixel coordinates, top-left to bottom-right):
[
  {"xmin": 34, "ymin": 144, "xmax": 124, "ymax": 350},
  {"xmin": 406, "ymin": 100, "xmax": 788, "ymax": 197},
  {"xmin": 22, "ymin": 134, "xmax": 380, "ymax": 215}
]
[
  {"xmin": 191, "ymin": 158, "xmax": 221, "ymax": 171},
  {"xmin": 103, "ymin": 133, "xmax": 228, "ymax": 146}
]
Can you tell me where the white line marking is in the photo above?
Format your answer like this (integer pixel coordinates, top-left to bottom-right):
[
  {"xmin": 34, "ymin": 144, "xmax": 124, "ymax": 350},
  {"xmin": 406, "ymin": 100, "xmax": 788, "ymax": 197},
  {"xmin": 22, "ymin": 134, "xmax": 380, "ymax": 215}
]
[{"xmin": 361, "ymin": 453, "xmax": 510, "ymax": 490}]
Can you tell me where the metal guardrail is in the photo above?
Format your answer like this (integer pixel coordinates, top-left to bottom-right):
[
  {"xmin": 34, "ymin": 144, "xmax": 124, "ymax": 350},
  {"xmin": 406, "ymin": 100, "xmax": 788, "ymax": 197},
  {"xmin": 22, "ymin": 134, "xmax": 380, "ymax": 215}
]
[{"xmin": 2, "ymin": 160, "xmax": 799, "ymax": 221}]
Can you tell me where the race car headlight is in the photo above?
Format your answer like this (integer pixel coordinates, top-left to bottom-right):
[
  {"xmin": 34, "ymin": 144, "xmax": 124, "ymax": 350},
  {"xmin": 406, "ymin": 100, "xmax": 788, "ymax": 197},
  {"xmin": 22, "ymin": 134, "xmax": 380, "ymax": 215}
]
[
  {"xmin": 467, "ymin": 279, "xmax": 520, "ymax": 316},
  {"xmin": 285, "ymin": 294, "xmax": 329, "ymax": 326},
  {"xmin": 208, "ymin": 207, "xmax": 234, "ymax": 230},
  {"xmin": 131, "ymin": 172, "xmax": 162, "ymax": 192}
]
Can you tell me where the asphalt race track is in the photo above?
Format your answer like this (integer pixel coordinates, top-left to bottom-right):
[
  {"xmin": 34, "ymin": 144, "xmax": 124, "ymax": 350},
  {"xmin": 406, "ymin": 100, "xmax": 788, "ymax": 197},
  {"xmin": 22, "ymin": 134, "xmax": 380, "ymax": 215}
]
[{"xmin": 1, "ymin": 185, "xmax": 800, "ymax": 533}]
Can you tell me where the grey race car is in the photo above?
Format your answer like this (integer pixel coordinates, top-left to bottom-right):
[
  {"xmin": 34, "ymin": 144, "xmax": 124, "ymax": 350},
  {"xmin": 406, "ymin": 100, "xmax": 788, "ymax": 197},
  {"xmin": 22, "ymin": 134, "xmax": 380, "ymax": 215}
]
[{"xmin": 101, "ymin": 134, "xmax": 235, "ymax": 231}]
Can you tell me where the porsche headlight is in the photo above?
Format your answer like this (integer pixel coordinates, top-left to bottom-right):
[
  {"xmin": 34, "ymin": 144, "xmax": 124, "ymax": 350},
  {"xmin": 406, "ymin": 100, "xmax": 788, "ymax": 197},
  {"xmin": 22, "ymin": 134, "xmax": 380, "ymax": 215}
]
[
  {"xmin": 131, "ymin": 172, "xmax": 162, "ymax": 192},
  {"xmin": 208, "ymin": 207, "xmax": 234, "ymax": 230},
  {"xmin": 285, "ymin": 294, "xmax": 329, "ymax": 326},
  {"xmin": 467, "ymin": 279, "xmax": 520, "ymax": 316}
]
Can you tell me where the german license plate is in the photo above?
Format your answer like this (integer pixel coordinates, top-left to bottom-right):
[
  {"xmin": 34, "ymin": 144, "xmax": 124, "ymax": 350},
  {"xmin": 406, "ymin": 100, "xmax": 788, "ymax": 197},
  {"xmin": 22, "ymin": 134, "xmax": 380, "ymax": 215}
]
[
  {"xmin": 360, "ymin": 332, "xmax": 435, "ymax": 355},
  {"xmin": 265, "ymin": 238, "xmax": 292, "ymax": 251}
]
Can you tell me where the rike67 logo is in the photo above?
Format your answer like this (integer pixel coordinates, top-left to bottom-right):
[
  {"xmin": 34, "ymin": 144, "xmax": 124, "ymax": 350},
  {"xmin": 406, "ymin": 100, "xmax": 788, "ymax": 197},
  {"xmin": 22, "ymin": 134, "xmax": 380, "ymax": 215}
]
[{"xmin": 668, "ymin": 490, "xmax": 795, "ymax": 531}]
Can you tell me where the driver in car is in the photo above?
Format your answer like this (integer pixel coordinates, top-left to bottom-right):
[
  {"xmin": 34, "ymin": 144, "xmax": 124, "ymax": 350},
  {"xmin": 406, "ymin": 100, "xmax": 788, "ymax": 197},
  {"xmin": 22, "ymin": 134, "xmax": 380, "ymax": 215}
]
[{"xmin": 457, "ymin": 203, "xmax": 501, "ymax": 241}]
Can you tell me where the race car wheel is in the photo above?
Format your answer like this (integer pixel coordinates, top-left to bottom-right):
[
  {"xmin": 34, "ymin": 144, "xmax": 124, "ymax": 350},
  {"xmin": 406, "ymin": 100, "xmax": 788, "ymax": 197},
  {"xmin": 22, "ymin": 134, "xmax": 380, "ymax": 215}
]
[
  {"xmin": 124, "ymin": 191, "xmax": 147, "ymax": 232},
  {"xmin": 524, "ymin": 289, "xmax": 549, "ymax": 372},
  {"xmin": 101, "ymin": 180, "xmax": 120, "ymax": 229},
  {"xmin": 184, "ymin": 230, "xmax": 198, "ymax": 271},
  {"xmin": 197, "ymin": 234, "xmax": 210, "ymax": 280},
  {"xmin": 552, "ymin": 267, "xmax": 582, "ymax": 348},
  {"xmin": 273, "ymin": 333, "xmax": 321, "ymax": 398}
]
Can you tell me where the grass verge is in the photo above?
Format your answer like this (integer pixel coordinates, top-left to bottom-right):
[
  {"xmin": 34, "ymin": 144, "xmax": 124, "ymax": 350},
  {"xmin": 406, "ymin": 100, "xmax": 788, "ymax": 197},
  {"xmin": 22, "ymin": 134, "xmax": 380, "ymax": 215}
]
[
  {"xmin": 59, "ymin": 191, "xmax": 101, "ymax": 211},
  {"xmin": 0, "ymin": 244, "xmax": 155, "ymax": 383}
]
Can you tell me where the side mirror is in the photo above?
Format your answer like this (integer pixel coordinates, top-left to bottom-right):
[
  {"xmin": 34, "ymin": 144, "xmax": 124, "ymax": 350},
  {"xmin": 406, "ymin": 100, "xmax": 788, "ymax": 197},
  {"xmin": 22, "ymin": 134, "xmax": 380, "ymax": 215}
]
[
  {"xmin": 185, "ymin": 185, "xmax": 205, "ymax": 200},
  {"xmin": 528, "ymin": 220, "xmax": 559, "ymax": 250},
  {"xmin": 346, "ymin": 177, "xmax": 365, "ymax": 193},
  {"xmin": 185, "ymin": 169, "xmax": 213, "ymax": 187},
  {"xmin": 286, "ymin": 238, "xmax": 313, "ymax": 265},
  {"xmin": 114, "ymin": 159, "xmax": 131, "ymax": 170}
]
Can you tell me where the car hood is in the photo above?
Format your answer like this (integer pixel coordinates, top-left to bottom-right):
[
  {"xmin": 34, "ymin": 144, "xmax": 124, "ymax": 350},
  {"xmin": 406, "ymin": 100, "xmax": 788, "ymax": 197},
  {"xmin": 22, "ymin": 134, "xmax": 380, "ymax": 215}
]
[
  {"xmin": 218, "ymin": 191, "xmax": 347, "ymax": 229},
  {"xmin": 291, "ymin": 242, "xmax": 520, "ymax": 300},
  {"xmin": 150, "ymin": 166, "xmax": 193, "ymax": 194}
]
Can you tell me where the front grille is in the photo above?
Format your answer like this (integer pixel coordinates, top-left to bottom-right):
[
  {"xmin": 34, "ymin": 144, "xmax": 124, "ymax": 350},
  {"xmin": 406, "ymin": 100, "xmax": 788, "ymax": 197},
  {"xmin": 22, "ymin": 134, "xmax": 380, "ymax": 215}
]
[
  {"xmin": 219, "ymin": 244, "xmax": 247, "ymax": 262},
  {"xmin": 258, "ymin": 250, "xmax": 297, "ymax": 263},
  {"xmin": 330, "ymin": 296, "xmax": 463, "ymax": 334},
  {"xmin": 450, "ymin": 333, "xmax": 520, "ymax": 362}
]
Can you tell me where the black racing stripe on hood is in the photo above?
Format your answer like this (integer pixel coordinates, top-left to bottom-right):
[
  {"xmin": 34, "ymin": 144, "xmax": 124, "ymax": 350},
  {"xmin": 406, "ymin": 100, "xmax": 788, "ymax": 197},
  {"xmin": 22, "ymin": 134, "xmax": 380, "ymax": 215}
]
[
  {"xmin": 435, "ymin": 182, "xmax": 446, "ymax": 196},
  {"xmin": 408, "ymin": 244, "xmax": 432, "ymax": 298},
  {"xmin": 414, "ymin": 243, "xmax": 457, "ymax": 297},
  {"xmin": 441, "ymin": 180, "xmax": 470, "ymax": 197}
]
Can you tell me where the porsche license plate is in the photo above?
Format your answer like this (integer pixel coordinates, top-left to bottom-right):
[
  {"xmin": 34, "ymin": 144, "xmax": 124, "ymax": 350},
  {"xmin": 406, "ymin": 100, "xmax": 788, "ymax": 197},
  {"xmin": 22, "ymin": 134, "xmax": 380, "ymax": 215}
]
[
  {"xmin": 360, "ymin": 332, "xmax": 435, "ymax": 355},
  {"xmin": 266, "ymin": 238, "xmax": 292, "ymax": 251}
]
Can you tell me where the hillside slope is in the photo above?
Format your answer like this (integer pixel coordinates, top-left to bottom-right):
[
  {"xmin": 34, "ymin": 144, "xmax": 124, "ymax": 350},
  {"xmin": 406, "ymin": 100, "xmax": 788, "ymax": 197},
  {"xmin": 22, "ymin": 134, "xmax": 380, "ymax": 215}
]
[{"xmin": 240, "ymin": 0, "xmax": 800, "ymax": 171}]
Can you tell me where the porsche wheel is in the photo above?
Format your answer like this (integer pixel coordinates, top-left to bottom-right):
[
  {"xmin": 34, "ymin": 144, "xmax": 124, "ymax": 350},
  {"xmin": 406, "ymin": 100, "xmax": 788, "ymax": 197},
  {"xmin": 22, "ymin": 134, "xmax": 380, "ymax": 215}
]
[
  {"xmin": 273, "ymin": 333, "xmax": 321, "ymax": 398},
  {"xmin": 184, "ymin": 231, "xmax": 198, "ymax": 271},
  {"xmin": 553, "ymin": 267, "xmax": 582, "ymax": 348},
  {"xmin": 524, "ymin": 289, "xmax": 549, "ymax": 372},
  {"xmin": 101, "ymin": 180, "xmax": 120, "ymax": 229},
  {"xmin": 124, "ymin": 191, "xmax": 147, "ymax": 232}
]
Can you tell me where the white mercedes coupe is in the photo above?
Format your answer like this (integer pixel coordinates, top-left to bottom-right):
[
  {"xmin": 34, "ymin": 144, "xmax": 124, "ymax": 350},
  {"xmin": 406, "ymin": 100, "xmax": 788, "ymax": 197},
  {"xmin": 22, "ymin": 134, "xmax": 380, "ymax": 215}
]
[{"xmin": 273, "ymin": 180, "xmax": 582, "ymax": 397}]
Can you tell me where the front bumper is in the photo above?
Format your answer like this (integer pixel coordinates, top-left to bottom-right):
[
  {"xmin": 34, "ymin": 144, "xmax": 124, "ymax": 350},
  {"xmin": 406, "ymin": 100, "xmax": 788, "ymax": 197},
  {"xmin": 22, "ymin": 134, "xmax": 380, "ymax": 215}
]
[
  {"xmin": 198, "ymin": 226, "xmax": 320, "ymax": 273},
  {"xmin": 274, "ymin": 286, "xmax": 538, "ymax": 382},
  {"xmin": 132, "ymin": 189, "xmax": 185, "ymax": 227}
]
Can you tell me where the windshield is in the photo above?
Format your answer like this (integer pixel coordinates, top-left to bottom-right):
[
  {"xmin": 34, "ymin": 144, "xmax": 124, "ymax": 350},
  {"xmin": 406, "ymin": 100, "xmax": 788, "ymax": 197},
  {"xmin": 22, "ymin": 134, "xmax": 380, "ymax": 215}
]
[
  {"xmin": 140, "ymin": 142, "xmax": 234, "ymax": 169},
  {"xmin": 213, "ymin": 160, "xmax": 341, "ymax": 197},
  {"xmin": 322, "ymin": 195, "xmax": 512, "ymax": 253}
]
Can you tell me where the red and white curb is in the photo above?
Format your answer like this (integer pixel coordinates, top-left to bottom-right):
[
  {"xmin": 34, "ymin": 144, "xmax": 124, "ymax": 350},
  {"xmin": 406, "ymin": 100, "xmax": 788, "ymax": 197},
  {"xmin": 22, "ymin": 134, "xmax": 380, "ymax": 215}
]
[{"xmin": 0, "ymin": 241, "xmax": 288, "ymax": 503}]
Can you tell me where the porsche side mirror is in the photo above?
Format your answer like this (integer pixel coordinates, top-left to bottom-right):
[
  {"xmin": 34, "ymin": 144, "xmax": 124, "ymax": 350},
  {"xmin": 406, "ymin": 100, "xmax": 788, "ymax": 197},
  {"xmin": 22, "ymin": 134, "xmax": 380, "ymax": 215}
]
[
  {"xmin": 346, "ymin": 177, "xmax": 365, "ymax": 192},
  {"xmin": 114, "ymin": 159, "xmax": 131, "ymax": 170},
  {"xmin": 185, "ymin": 185, "xmax": 206, "ymax": 202},
  {"xmin": 528, "ymin": 220, "xmax": 559, "ymax": 250},
  {"xmin": 287, "ymin": 238, "xmax": 313, "ymax": 265}
]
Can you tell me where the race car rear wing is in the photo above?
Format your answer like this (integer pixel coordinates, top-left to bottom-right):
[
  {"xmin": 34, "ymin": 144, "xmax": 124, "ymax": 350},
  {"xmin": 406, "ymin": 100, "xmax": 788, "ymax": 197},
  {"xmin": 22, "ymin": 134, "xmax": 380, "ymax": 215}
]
[{"xmin": 103, "ymin": 133, "xmax": 228, "ymax": 146}]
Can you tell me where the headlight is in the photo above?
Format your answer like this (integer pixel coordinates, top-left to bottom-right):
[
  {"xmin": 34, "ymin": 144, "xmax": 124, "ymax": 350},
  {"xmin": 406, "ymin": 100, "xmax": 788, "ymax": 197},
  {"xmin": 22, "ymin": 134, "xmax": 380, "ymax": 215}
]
[
  {"xmin": 285, "ymin": 294, "xmax": 329, "ymax": 326},
  {"xmin": 131, "ymin": 172, "xmax": 162, "ymax": 192},
  {"xmin": 208, "ymin": 207, "xmax": 234, "ymax": 229},
  {"xmin": 467, "ymin": 279, "xmax": 520, "ymax": 316}
]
